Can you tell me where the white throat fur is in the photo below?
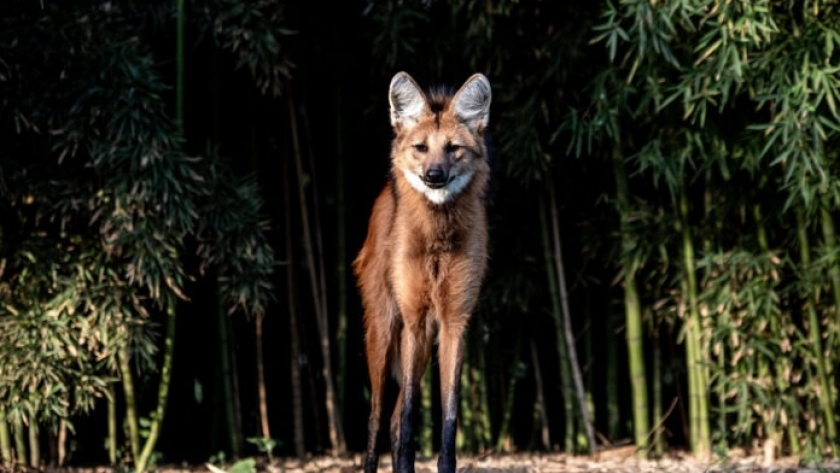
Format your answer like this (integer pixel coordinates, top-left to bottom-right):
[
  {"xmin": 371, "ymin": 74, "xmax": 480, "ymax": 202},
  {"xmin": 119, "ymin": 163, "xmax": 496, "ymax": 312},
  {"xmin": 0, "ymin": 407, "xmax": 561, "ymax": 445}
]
[{"xmin": 402, "ymin": 169, "xmax": 474, "ymax": 205}]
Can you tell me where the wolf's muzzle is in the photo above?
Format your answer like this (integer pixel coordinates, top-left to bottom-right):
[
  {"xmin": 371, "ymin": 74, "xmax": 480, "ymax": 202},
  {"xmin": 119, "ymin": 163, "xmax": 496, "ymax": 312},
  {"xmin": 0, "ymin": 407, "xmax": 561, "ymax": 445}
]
[{"xmin": 423, "ymin": 168, "xmax": 449, "ymax": 188}]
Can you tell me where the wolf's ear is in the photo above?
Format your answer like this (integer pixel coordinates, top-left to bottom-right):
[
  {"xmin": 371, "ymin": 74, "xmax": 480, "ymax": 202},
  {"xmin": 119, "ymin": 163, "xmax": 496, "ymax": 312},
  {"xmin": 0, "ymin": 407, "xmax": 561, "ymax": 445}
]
[
  {"xmin": 452, "ymin": 73, "xmax": 491, "ymax": 132},
  {"xmin": 389, "ymin": 72, "xmax": 429, "ymax": 130}
]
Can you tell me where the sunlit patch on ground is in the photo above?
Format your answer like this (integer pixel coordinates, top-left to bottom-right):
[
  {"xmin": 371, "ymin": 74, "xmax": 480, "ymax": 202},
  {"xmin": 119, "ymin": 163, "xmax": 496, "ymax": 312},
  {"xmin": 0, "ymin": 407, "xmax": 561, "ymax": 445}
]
[{"xmin": 121, "ymin": 450, "xmax": 840, "ymax": 473}]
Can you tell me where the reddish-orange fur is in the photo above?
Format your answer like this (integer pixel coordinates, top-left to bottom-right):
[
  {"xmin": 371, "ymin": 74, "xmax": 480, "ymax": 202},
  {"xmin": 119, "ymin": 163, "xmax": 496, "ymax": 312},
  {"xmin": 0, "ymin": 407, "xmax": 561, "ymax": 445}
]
[{"xmin": 353, "ymin": 72, "xmax": 491, "ymax": 473}]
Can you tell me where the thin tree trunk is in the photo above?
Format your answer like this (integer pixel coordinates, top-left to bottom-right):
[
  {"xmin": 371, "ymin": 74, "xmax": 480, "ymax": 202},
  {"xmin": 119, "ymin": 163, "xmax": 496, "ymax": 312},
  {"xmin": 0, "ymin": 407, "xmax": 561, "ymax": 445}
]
[
  {"xmin": 284, "ymin": 139, "xmax": 306, "ymax": 460},
  {"xmin": 612, "ymin": 145, "xmax": 649, "ymax": 457},
  {"xmin": 287, "ymin": 90, "xmax": 346, "ymax": 454},
  {"xmin": 0, "ymin": 408, "xmax": 11, "ymax": 466},
  {"xmin": 107, "ymin": 385, "xmax": 117, "ymax": 464},
  {"xmin": 118, "ymin": 347, "xmax": 140, "ymax": 463},
  {"xmin": 136, "ymin": 299, "xmax": 177, "ymax": 473},
  {"xmin": 255, "ymin": 312, "xmax": 271, "ymax": 439},
  {"xmin": 217, "ymin": 283, "xmax": 242, "ymax": 457},
  {"xmin": 530, "ymin": 339, "xmax": 551, "ymax": 450},
  {"xmin": 539, "ymin": 199, "xmax": 575, "ymax": 453},
  {"xmin": 27, "ymin": 420, "xmax": 38, "ymax": 468},
  {"xmin": 796, "ymin": 207, "xmax": 836, "ymax": 441}
]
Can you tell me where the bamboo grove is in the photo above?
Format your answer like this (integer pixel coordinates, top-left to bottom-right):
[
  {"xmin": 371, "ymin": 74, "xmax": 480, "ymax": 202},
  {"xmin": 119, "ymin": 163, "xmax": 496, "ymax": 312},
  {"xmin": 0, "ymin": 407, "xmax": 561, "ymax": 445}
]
[{"xmin": 2, "ymin": 0, "xmax": 840, "ymax": 470}]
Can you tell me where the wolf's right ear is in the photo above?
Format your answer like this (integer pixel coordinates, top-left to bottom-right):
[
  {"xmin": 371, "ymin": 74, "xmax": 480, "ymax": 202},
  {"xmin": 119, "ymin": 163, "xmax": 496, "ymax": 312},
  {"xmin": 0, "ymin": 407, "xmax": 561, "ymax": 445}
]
[
  {"xmin": 389, "ymin": 72, "xmax": 429, "ymax": 130},
  {"xmin": 452, "ymin": 73, "xmax": 491, "ymax": 133}
]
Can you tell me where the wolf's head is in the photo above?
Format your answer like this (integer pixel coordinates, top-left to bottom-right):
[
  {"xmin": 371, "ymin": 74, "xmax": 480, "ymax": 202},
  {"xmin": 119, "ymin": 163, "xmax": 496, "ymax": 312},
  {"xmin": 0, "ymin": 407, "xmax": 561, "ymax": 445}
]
[{"xmin": 388, "ymin": 72, "xmax": 491, "ymax": 205}]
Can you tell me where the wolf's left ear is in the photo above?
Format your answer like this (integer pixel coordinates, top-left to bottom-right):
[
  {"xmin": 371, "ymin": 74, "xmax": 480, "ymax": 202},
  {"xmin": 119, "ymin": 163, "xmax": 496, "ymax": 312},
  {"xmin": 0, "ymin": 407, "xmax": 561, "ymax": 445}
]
[
  {"xmin": 452, "ymin": 73, "xmax": 491, "ymax": 132},
  {"xmin": 390, "ymin": 72, "xmax": 429, "ymax": 130}
]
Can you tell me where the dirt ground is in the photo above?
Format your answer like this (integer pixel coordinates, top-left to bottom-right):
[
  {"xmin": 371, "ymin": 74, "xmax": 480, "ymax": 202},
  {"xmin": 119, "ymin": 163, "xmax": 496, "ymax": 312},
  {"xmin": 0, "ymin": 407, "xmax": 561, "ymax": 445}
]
[{"xmin": 50, "ymin": 448, "xmax": 840, "ymax": 473}]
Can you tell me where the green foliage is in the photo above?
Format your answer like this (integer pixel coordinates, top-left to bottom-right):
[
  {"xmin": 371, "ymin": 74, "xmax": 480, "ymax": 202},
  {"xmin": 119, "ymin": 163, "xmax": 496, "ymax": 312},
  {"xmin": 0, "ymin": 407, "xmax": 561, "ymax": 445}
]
[{"xmin": 0, "ymin": 0, "xmax": 277, "ymax": 446}]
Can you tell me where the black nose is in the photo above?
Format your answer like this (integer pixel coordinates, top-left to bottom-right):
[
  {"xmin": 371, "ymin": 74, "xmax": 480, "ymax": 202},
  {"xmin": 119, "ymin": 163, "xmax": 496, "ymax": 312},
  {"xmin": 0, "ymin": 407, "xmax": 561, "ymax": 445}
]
[{"xmin": 424, "ymin": 168, "xmax": 447, "ymax": 185}]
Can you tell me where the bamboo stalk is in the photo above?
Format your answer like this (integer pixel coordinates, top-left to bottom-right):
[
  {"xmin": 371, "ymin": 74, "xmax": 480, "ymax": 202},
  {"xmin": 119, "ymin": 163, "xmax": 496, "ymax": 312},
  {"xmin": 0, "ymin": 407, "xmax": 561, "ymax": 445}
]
[
  {"xmin": 421, "ymin": 365, "xmax": 434, "ymax": 457},
  {"xmin": 283, "ymin": 147, "xmax": 306, "ymax": 459},
  {"xmin": 753, "ymin": 202, "xmax": 799, "ymax": 455},
  {"xmin": 539, "ymin": 199, "xmax": 576, "ymax": 452},
  {"xmin": 255, "ymin": 312, "xmax": 271, "ymax": 439},
  {"xmin": 652, "ymin": 328, "xmax": 664, "ymax": 457},
  {"xmin": 458, "ymin": 354, "xmax": 473, "ymax": 451},
  {"xmin": 530, "ymin": 339, "xmax": 551, "ymax": 450},
  {"xmin": 796, "ymin": 207, "xmax": 837, "ymax": 442},
  {"xmin": 118, "ymin": 347, "xmax": 140, "ymax": 463},
  {"xmin": 12, "ymin": 416, "xmax": 25, "ymax": 466},
  {"xmin": 606, "ymin": 306, "xmax": 620, "ymax": 443},
  {"xmin": 217, "ymin": 284, "xmax": 242, "ymax": 457},
  {"xmin": 495, "ymin": 333, "xmax": 521, "ymax": 452},
  {"xmin": 477, "ymin": 342, "xmax": 493, "ymax": 450},
  {"xmin": 287, "ymin": 90, "xmax": 345, "ymax": 455},
  {"xmin": 547, "ymin": 181, "xmax": 596, "ymax": 454},
  {"xmin": 107, "ymin": 385, "xmax": 117, "ymax": 464},
  {"xmin": 611, "ymin": 145, "xmax": 649, "ymax": 457},
  {"xmin": 333, "ymin": 76, "xmax": 349, "ymax": 418},
  {"xmin": 0, "ymin": 408, "xmax": 11, "ymax": 466},
  {"xmin": 678, "ymin": 190, "xmax": 711, "ymax": 457},
  {"xmin": 27, "ymin": 420, "xmax": 39, "ymax": 468},
  {"xmin": 135, "ymin": 299, "xmax": 177, "ymax": 473},
  {"xmin": 57, "ymin": 418, "xmax": 66, "ymax": 467}
]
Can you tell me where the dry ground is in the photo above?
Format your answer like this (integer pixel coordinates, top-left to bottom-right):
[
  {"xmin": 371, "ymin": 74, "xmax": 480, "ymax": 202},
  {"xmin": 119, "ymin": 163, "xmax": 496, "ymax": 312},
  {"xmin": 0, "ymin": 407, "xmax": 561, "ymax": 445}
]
[{"xmin": 46, "ymin": 448, "xmax": 840, "ymax": 473}]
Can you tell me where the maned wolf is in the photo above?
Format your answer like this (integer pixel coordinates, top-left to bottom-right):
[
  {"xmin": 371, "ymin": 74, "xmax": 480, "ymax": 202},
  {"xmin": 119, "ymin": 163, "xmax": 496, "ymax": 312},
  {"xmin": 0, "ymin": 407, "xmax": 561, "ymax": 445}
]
[{"xmin": 353, "ymin": 72, "xmax": 492, "ymax": 473}]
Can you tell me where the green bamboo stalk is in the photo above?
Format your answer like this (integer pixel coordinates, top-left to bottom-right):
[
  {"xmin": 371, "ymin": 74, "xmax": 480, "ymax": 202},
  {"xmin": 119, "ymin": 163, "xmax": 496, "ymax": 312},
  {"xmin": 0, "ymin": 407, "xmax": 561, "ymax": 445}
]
[
  {"xmin": 495, "ymin": 334, "xmax": 521, "ymax": 452},
  {"xmin": 217, "ymin": 282, "xmax": 242, "ymax": 457},
  {"xmin": 820, "ymin": 198, "xmax": 840, "ymax": 338},
  {"xmin": 606, "ymin": 305, "xmax": 620, "ymax": 442},
  {"xmin": 118, "ymin": 347, "xmax": 140, "ymax": 463},
  {"xmin": 476, "ymin": 338, "xmax": 493, "ymax": 450},
  {"xmin": 678, "ymin": 190, "xmax": 711, "ymax": 457},
  {"xmin": 27, "ymin": 421, "xmax": 38, "ymax": 468},
  {"xmin": 288, "ymin": 91, "xmax": 346, "ymax": 454},
  {"xmin": 421, "ymin": 365, "xmax": 433, "ymax": 457},
  {"xmin": 547, "ymin": 182, "xmax": 596, "ymax": 454},
  {"xmin": 255, "ymin": 312, "xmax": 271, "ymax": 440},
  {"xmin": 683, "ymin": 308, "xmax": 699, "ymax": 451},
  {"xmin": 283, "ymin": 147, "xmax": 306, "ymax": 459},
  {"xmin": 753, "ymin": 203, "xmax": 800, "ymax": 455},
  {"xmin": 652, "ymin": 328, "xmax": 664, "ymax": 457},
  {"xmin": 539, "ymin": 200, "xmax": 575, "ymax": 452},
  {"xmin": 796, "ymin": 208, "xmax": 837, "ymax": 441},
  {"xmin": 107, "ymin": 385, "xmax": 117, "ymax": 464},
  {"xmin": 530, "ymin": 339, "xmax": 550, "ymax": 450},
  {"xmin": 0, "ymin": 408, "xmax": 11, "ymax": 466},
  {"xmin": 716, "ymin": 348, "xmax": 727, "ymax": 451},
  {"xmin": 135, "ymin": 300, "xmax": 177, "ymax": 473},
  {"xmin": 12, "ymin": 417, "xmax": 25, "ymax": 466},
  {"xmin": 612, "ymin": 145, "xmax": 649, "ymax": 457},
  {"xmin": 458, "ymin": 355, "xmax": 474, "ymax": 452}
]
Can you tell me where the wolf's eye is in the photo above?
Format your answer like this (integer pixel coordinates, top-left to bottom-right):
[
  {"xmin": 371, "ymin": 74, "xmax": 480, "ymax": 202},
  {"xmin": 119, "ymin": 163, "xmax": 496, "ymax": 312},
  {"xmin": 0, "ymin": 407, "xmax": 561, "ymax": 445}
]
[
  {"xmin": 413, "ymin": 143, "xmax": 428, "ymax": 153},
  {"xmin": 445, "ymin": 143, "xmax": 461, "ymax": 154}
]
